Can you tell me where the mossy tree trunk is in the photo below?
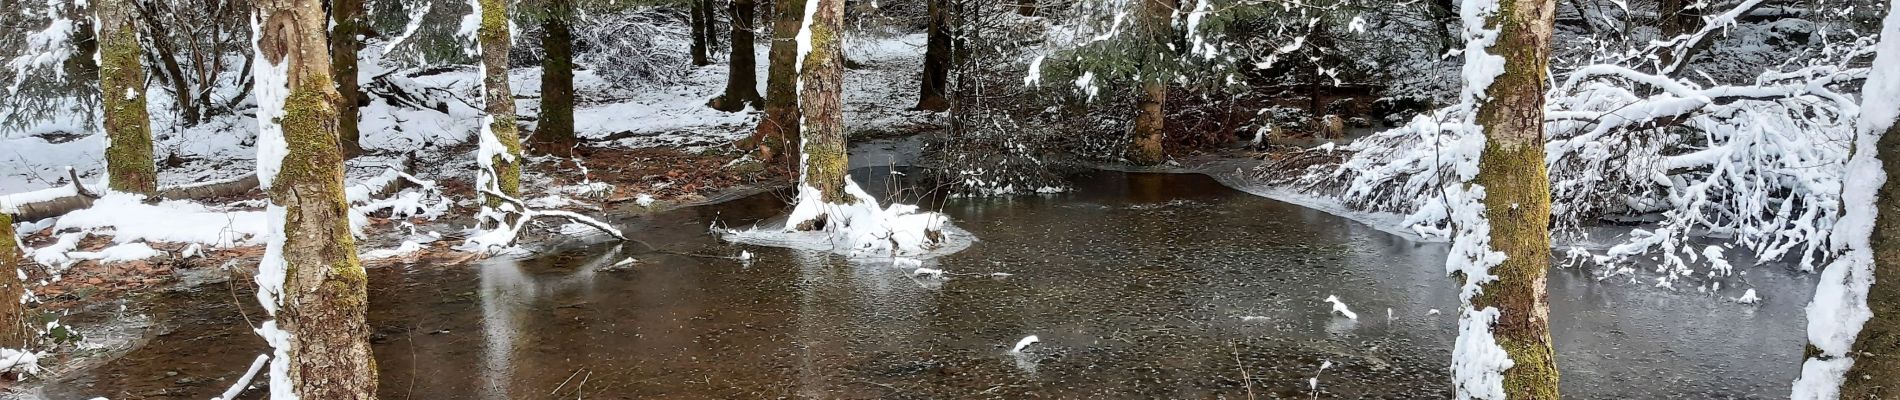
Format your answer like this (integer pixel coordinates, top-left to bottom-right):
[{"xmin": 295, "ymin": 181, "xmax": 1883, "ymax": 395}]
[
  {"xmin": 479, "ymin": 0, "xmax": 524, "ymax": 213},
  {"xmin": 97, "ymin": 0, "xmax": 158, "ymax": 195},
  {"xmin": 331, "ymin": 0, "xmax": 368, "ymax": 157},
  {"xmin": 914, "ymin": 0, "xmax": 951, "ymax": 111},
  {"xmin": 1469, "ymin": 0, "xmax": 1561, "ymax": 398},
  {"xmin": 742, "ymin": 0, "xmax": 805, "ymax": 169},
  {"xmin": 691, "ymin": 0, "xmax": 710, "ymax": 66},
  {"xmin": 532, "ymin": 0, "xmax": 578, "ymax": 157},
  {"xmin": 710, "ymin": 0, "xmax": 765, "ymax": 111},
  {"xmin": 254, "ymin": 0, "xmax": 376, "ymax": 395},
  {"xmin": 1126, "ymin": 0, "xmax": 1175, "ymax": 166},
  {"xmin": 799, "ymin": 0, "xmax": 852, "ymax": 210},
  {"xmin": 0, "ymin": 212, "xmax": 29, "ymax": 349},
  {"xmin": 1842, "ymin": 118, "xmax": 1900, "ymax": 398}
]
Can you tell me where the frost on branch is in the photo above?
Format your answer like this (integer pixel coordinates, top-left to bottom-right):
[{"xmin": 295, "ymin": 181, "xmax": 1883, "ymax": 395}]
[{"xmin": 1274, "ymin": 0, "xmax": 1876, "ymax": 288}]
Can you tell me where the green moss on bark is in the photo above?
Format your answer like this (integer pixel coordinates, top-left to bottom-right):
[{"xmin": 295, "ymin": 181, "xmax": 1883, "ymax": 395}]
[
  {"xmin": 0, "ymin": 212, "xmax": 27, "ymax": 346},
  {"xmin": 478, "ymin": 0, "xmax": 525, "ymax": 217},
  {"xmin": 797, "ymin": 0, "xmax": 852, "ymax": 206},
  {"xmin": 97, "ymin": 0, "xmax": 156, "ymax": 195},
  {"xmin": 741, "ymin": 0, "xmax": 805, "ymax": 169},
  {"xmin": 1467, "ymin": 0, "xmax": 1561, "ymax": 398}
]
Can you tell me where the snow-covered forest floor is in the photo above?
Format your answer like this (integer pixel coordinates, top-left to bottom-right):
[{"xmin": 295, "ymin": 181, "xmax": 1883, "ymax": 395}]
[{"xmin": 0, "ymin": 31, "xmax": 943, "ymax": 390}]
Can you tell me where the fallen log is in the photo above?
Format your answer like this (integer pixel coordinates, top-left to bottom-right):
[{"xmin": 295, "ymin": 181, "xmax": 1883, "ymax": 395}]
[{"xmin": 3, "ymin": 171, "xmax": 261, "ymax": 222}]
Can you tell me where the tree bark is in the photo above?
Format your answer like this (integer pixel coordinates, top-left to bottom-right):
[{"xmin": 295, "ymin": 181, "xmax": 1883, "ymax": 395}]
[
  {"xmin": 710, "ymin": 0, "xmax": 765, "ymax": 111},
  {"xmin": 253, "ymin": 0, "xmax": 377, "ymax": 395},
  {"xmin": 1469, "ymin": 0, "xmax": 1561, "ymax": 398},
  {"xmin": 136, "ymin": 2, "xmax": 199, "ymax": 127},
  {"xmin": 704, "ymin": 0, "xmax": 721, "ymax": 50},
  {"xmin": 479, "ymin": 0, "xmax": 525, "ymax": 216},
  {"xmin": 1845, "ymin": 117, "xmax": 1900, "ymax": 399},
  {"xmin": 532, "ymin": 0, "xmax": 578, "ymax": 157},
  {"xmin": 1657, "ymin": 0, "xmax": 1704, "ymax": 74},
  {"xmin": 0, "ymin": 212, "xmax": 30, "ymax": 349},
  {"xmin": 96, "ymin": 0, "xmax": 158, "ymax": 195},
  {"xmin": 742, "ymin": 0, "xmax": 805, "ymax": 168},
  {"xmin": 914, "ymin": 0, "xmax": 951, "ymax": 111},
  {"xmin": 1018, "ymin": 0, "xmax": 1038, "ymax": 17},
  {"xmin": 332, "ymin": 0, "xmax": 369, "ymax": 157},
  {"xmin": 691, "ymin": 0, "xmax": 711, "ymax": 66},
  {"xmin": 798, "ymin": 0, "xmax": 852, "ymax": 213},
  {"xmin": 1126, "ymin": 0, "xmax": 1176, "ymax": 166},
  {"xmin": 1840, "ymin": 13, "xmax": 1900, "ymax": 391}
]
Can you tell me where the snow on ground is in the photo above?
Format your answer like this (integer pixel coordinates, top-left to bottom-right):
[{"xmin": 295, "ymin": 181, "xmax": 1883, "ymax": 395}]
[{"xmin": 719, "ymin": 178, "xmax": 975, "ymax": 260}]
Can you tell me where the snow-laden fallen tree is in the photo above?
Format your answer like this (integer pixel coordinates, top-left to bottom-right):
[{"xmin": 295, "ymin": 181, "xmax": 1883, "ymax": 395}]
[{"xmin": 1274, "ymin": 0, "xmax": 1874, "ymax": 287}]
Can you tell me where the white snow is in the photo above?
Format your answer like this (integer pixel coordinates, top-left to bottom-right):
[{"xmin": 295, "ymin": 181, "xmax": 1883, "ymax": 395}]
[
  {"xmin": 1791, "ymin": 1, "xmax": 1900, "ymax": 397},
  {"xmin": 65, "ymin": 242, "xmax": 162, "ymax": 263},
  {"xmin": 721, "ymin": 178, "xmax": 973, "ymax": 259},
  {"xmin": 1323, "ymin": 295, "xmax": 1358, "ymax": 320},
  {"xmin": 54, "ymin": 194, "xmax": 267, "ymax": 247},
  {"xmin": 1011, "ymin": 335, "xmax": 1040, "ymax": 353}
]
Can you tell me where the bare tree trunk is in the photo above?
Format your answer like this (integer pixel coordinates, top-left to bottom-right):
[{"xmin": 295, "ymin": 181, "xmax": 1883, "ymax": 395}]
[
  {"xmin": 97, "ymin": 0, "xmax": 158, "ymax": 195},
  {"xmin": 1429, "ymin": 0, "xmax": 1460, "ymax": 54},
  {"xmin": 253, "ymin": 0, "xmax": 376, "ymax": 395},
  {"xmin": 1017, "ymin": 0, "xmax": 1038, "ymax": 16},
  {"xmin": 532, "ymin": 0, "xmax": 578, "ymax": 157},
  {"xmin": 479, "ymin": 0, "xmax": 524, "ymax": 217},
  {"xmin": 332, "ymin": 0, "xmax": 369, "ymax": 157},
  {"xmin": 0, "ymin": 212, "xmax": 29, "ymax": 349},
  {"xmin": 1126, "ymin": 0, "xmax": 1175, "ymax": 166},
  {"xmin": 691, "ymin": 0, "xmax": 711, "ymax": 66},
  {"xmin": 710, "ymin": 0, "xmax": 765, "ymax": 111},
  {"xmin": 796, "ymin": 0, "xmax": 852, "ymax": 231},
  {"xmin": 914, "ymin": 0, "xmax": 952, "ymax": 111},
  {"xmin": 1469, "ymin": 0, "xmax": 1561, "ymax": 397},
  {"xmin": 742, "ymin": 0, "xmax": 805, "ymax": 168},
  {"xmin": 704, "ymin": 0, "xmax": 721, "ymax": 50},
  {"xmin": 136, "ymin": 3, "xmax": 200, "ymax": 127}
]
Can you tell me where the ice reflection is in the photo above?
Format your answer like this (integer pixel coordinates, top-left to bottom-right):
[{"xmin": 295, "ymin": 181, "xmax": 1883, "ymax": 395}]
[{"xmin": 477, "ymin": 246, "xmax": 619, "ymax": 399}]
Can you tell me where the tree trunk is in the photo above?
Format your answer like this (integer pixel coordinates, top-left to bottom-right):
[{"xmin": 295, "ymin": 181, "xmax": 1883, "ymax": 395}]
[
  {"xmin": 332, "ymin": 0, "xmax": 368, "ymax": 157},
  {"xmin": 252, "ymin": 0, "xmax": 377, "ymax": 395},
  {"xmin": 136, "ymin": 3, "xmax": 200, "ymax": 127},
  {"xmin": 0, "ymin": 212, "xmax": 30, "ymax": 349},
  {"xmin": 1429, "ymin": 0, "xmax": 1460, "ymax": 55},
  {"xmin": 479, "ymin": 0, "xmax": 525, "ymax": 216},
  {"xmin": 797, "ymin": 0, "xmax": 852, "ymax": 224},
  {"xmin": 1657, "ymin": 0, "xmax": 1704, "ymax": 74},
  {"xmin": 704, "ymin": 0, "xmax": 721, "ymax": 50},
  {"xmin": 532, "ymin": 0, "xmax": 578, "ymax": 157},
  {"xmin": 691, "ymin": 0, "xmax": 711, "ymax": 66},
  {"xmin": 1469, "ymin": 0, "xmax": 1561, "ymax": 398},
  {"xmin": 1018, "ymin": 0, "xmax": 1038, "ymax": 16},
  {"xmin": 1126, "ymin": 0, "xmax": 1175, "ymax": 166},
  {"xmin": 1838, "ymin": 7, "xmax": 1900, "ymax": 395},
  {"xmin": 742, "ymin": 0, "xmax": 805, "ymax": 168},
  {"xmin": 96, "ymin": 0, "xmax": 158, "ymax": 195},
  {"xmin": 1844, "ymin": 116, "xmax": 1900, "ymax": 399},
  {"xmin": 710, "ymin": 0, "xmax": 765, "ymax": 111},
  {"xmin": 914, "ymin": 0, "xmax": 951, "ymax": 111}
]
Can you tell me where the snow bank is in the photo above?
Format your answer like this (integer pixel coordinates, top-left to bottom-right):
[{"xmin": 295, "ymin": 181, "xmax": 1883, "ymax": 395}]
[
  {"xmin": 720, "ymin": 178, "xmax": 974, "ymax": 260},
  {"xmin": 53, "ymin": 194, "xmax": 266, "ymax": 247},
  {"xmin": 1791, "ymin": 1, "xmax": 1900, "ymax": 397}
]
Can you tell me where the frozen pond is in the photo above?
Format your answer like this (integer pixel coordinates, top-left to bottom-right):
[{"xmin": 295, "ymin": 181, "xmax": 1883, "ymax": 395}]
[{"xmin": 43, "ymin": 168, "xmax": 1812, "ymax": 399}]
